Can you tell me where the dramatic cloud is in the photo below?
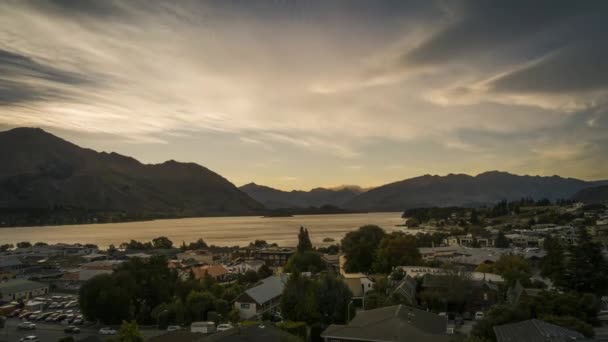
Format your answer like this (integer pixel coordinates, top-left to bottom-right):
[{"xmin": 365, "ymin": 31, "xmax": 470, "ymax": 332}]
[{"xmin": 0, "ymin": 0, "xmax": 606, "ymax": 189}]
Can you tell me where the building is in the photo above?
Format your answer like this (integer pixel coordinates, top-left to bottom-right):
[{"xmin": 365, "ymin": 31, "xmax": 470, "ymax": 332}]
[
  {"xmin": 230, "ymin": 260, "xmax": 265, "ymax": 274},
  {"xmin": 506, "ymin": 280, "xmax": 544, "ymax": 305},
  {"xmin": 321, "ymin": 304, "xmax": 451, "ymax": 342},
  {"xmin": 342, "ymin": 273, "xmax": 374, "ymax": 298},
  {"xmin": 192, "ymin": 265, "xmax": 229, "ymax": 281},
  {"xmin": 62, "ymin": 260, "xmax": 124, "ymax": 282},
  {"xmin": 391, "ymin": 275, "xmax": 417, "ymax": 305},
  {"xmin": 177, "ymin": 250, "xmax": 215, "ymax": 265},
  {"xmin": 493, "ymin": 319, "xmax": 589, "ymax": 342},
  {"xmin": 0, "ymin": 279, "xmax": 49, "ymax": 301},
  {"xmin": 420, "ymin": 274, "xmax": 500, "ymax": 312},
  {"xmin": 234, "ymin": 275, "xmax": 288, "ymax": 319},
  {"xmin": 251, "ymin": 247, "xmax": 295, "ymax": 268}
]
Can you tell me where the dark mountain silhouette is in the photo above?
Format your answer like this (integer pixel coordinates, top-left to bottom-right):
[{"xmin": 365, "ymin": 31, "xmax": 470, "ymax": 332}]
[
  {"xmin": 571, "ymin": 185, "xmax": 608, "ymax": 204},
  {"xmin": 343, "ymin": 171, "xmax": 606, "ymax": 211},
  {"xmin": 0, "ymin": 127, "xmax": 263, "ymax": 224},
  {"xmin": 239, "ymin": 183, "xmax": 365, "ymax": 209}
]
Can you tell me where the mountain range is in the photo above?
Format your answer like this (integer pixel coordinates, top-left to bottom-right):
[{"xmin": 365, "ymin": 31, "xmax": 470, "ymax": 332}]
[
  {"xmin": 0, "ymin": 128, "xmax": 263, "ymax": 221},
  {"xmin": 1, "ymin": 127, "xmax": 606, "ymax": 227},
  {"xmin": 239, "ymin": 183, "xmax": 365, "ymax": 209}
]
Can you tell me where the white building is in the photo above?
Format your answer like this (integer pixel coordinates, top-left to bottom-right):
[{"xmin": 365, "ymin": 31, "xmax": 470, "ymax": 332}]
[
  {"xmin": 0, "ymin": 279, "xmax": 49, "ymax": 301},
  {"xmin": 234, "ymin": 275, "xmax": 288, "ymax": 319}
]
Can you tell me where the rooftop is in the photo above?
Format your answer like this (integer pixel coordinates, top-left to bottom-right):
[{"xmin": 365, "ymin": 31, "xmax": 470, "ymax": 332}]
[
  {"xmin": 0, "ymin": 279, "xmax": 47, "ymax": 293},
  {"xmin": 493, "ymin": 319, "xmax": 587, "ymax": 342}
]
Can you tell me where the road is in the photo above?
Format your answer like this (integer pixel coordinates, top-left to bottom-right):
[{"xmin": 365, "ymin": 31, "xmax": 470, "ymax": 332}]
[{"xmin": 0, "ymin": 319, "xmax": 166, "ymax": 342}]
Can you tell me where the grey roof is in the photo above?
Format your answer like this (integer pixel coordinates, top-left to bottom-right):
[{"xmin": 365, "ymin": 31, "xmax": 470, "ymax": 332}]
[
  {"xmin": 244, "ymin": 275, "xmax": 287, "ymax": 305},
  {"xmin": 202, "ymin": 324, "xmax": 296, "ymax": 341},
  {"xmin": 493, "ymin": 319, "xmax": 586, "ymax": 342},
  {"xmin": 0, "ymin": 256, "xmax": 22, "ymax": 268},
  {"xmin": 321, "ymin": 305, "xmax": 450, "ymax": 342},
  {"xmin": 0, "ymin": 279, "xmax": 48, "ymax": 294}
]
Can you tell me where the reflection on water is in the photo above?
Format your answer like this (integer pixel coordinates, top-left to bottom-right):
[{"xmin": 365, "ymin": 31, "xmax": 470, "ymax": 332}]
[{"xmin": 0, "ymin": 212, "xmax": 405, "ymax": 248}]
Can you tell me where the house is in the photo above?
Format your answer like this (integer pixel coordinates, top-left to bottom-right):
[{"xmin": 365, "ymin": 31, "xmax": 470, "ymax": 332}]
[
  {"xmin": 0, "ymin": 256, "xmax": 23, "ymax": 273},
  {"xmin": 0, "ymin": 279, "xmax": 49, "ymax": 302},
  {"xmin": 342, "ymin": 273, "xmax": 374, "ymax": 298},
  {"xmin": 251, "ymin": 247, "xmax": 295, "ymax": 267},
  {"xmin": 321, "ymin": 304, "xmax": 451, "ymax": 342},
  {"xmin": 420, "ymin": 274, "xmax": 499, "ymax": 312},
  {"xmin": 493, "ymin": 319, "xmax": 589, "ymax": 342},
  {"xmin": 322, "ymin": 254, "xmax": 340, "ymax": 273},
  {"xmin": 506, "ymin": 280, "xmax": 544, "ymax": 305},
  {"xmin": 192, "ymin": 265, "xmax": 229, "ymax": 281},
  {"xmin": 230, "ymin": 260, "xmax": 265, "ymax": 274},
  {"xmin": 391, "ymin": 275, "xmax": 417, "ymax": 305},
  {"xmin": 177, "ymin": 250, "xmax": 216, "ymax": 265},
  {"xmin": 234, "ymin": 275, "xmax": 288, "ymax": 319}
]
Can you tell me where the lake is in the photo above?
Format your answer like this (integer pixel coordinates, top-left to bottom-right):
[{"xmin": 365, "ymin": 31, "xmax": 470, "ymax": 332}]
[{"xmin": 0, "ymin": 212, "xmax": 406, "ymax": 248}]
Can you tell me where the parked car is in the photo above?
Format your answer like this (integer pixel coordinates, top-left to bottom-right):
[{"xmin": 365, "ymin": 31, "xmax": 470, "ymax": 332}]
[
  {"xmin": 166, "ymin": 325, "xmax": 181, "ymax": 332},
  {"xmin": 474, "ymin": 311, "xmax": 485, "ymax": 320},
  {"xmin": 217, "ymin": 324, "xmax": 234, "ymax": 332},
  {"xmin": 99, "ymin": 327, "xmax": 117, "ymax": 335},
  {"xmin": 72, "ymin": 318, "xmax": 84, "ymax": 325},
  {"xmin": 9, "ymin": 309, "xmax": 22, "ymax": 318},
  {"xmin": 18, "ymin": 321, "xmax": 36, "ymax": 330},
  {"xmin": 18, "ymin": 311, "xmax": 31, "ymax": 319},
  {"xmin": 64, "ymin": 326, "xmax": 81, "ymax": 334},
  {"xmin": 19, "ymin": 336, "xmax": 39, "ymax": 342},
  {"xmin": 45, "ymin": 314, "xmax": 58, "ymax": 322}
]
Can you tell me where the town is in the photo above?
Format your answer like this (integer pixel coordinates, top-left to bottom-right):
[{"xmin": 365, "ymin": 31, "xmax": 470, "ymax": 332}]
[{"xmin": 0, "ymin": 199, "xmax": 607, "ymax": 342}]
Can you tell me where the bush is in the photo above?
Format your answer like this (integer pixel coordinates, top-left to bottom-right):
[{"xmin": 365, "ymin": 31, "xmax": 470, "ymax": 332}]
[{"xmin": 277, "ymin": 320, "xmax": 307, "ymax": 339}]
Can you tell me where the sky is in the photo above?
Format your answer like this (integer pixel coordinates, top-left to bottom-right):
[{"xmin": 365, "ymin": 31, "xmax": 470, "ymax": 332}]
[{"xmin": 1, "ymin": 0, "xmax": 608, "ymax": 190}]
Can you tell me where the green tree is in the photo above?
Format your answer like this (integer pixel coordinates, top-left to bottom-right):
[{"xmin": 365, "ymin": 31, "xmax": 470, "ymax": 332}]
[
  {"xmin": 372, "ymin": 232, "xmax": 422, "ymax": 273},
  {"xmin": 297, "ymin": 226, "xmax": 313, "ymax": 252},
  {"xmin": 341, "ymin": 225, "xmax": 386, "ymax": 272},
  {"xmin": 316, "ymin": 274, "xmax": 353, "ymax": 324},
  {"xmin": 79, "ymin": 274, "xmax": 135, "ymax": 324},
  {"xmin": 16, "ymin": 241, "xmax": 31, "ymax": 248},
  {"xmin": 560, "ymin": 228, "xmax": 608, "ymax": 295},
  {"xmin": 151, "ymin": 236, "xmax": 173, "ymax": 249},
  {"xmin": 541, "ymin": 235, "xmax": 564, "ymax": 282},
  {"xmin": 406, "ymin": 217, "xmax": 420, "ymax": 228},
  {"xmin": 494, "ymin": 231, "xmax": 509, "ymax": 248},
  {"xmin": 0, "ymin": 243, "xmax": 13, "ymax": 252},
  {"xmin": 34, "ymin": 242, "xmax": 48, "ymax": 246},
  {"xmin": 257, "ymin": 264, "xmax": 273, "ymax": 279},
  {"xmin": 281, "ymin": 272, "xmax": 319, "ymax": 323},
  {"xmin": 486, "ymin": 254, "xmax": 531, "ymax": 287},
  {"xmin": 241, "ymin": 270, "xmax": 259, "ymax": 284},
  {"xmin": 228, "ymin": 307, "xmax": 240, "ymax": 323},
  {"xmin": 284, "ymin": 251, "xmax": 326, "ymax": 273},
  {"xmin": 186, "ymin": 291, "xmax": 215, "ymax": 322},
  {"xmin": 117, "ymin": 320, "xmax": 144, "ymax": 342},
  {"xmin": 187, "ymin": 238, "xmax": 208, "ymax": 250}
]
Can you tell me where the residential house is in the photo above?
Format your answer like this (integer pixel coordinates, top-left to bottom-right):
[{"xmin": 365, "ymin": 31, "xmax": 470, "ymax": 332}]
[
  {"xmin": 342, "ymin": 273, "xmax": 374, "ymax": 298},
  {"xmin": 192, "ymin": 265, "xmax": 229, "ymax": 281},
  {"xmin": 391, "ymin": 275, "xmax": 417, "ymax": 305},
  {"xmin": 322, "ymin": 254, "xmax": 340, "ymax": 274},
  {"xmin": 321, "ymin": 304, "xmax": 451, "ymax": 342},
  {"xmin": 493, "ymin": 319, "xmax": 591, "ymax": 342},
  {"xmin": 234, "ymin": 275, "xmax": 288, "ymax": 319},
  {"xmin": 0, "ymin": 279, "xmax": 49, "ymax": 302},
  {"xmin": 177, "ymin": 250, "xmax": 216, "ymax": 265},
  {"xmin": 230, "ymin": 260, "xmax": 265, "ymax": 274},
  {"xmin": 251, "ymin": 247, "xmax": 295, "ymax": 268},
  {"xmin": 506, "ymin": 280, "xmax": 544, "ymax": 305},
  {"xmin": 420, "ymin": 274, "xmax": 500, "ymax": 312}
]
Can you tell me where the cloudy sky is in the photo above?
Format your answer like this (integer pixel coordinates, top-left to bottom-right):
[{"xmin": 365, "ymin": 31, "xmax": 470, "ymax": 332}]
[{"xmin": 1, "ymin": 0, "xmax": 607, "ymax": 190}]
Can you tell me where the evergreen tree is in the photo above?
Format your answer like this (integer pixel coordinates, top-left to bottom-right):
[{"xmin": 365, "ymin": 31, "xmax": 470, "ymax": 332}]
[
  {"xmin": 541, "ymin": 235, "xmax": 565, "ymax": 283},
  {"xmin": 297, "ymin": 226, "xmax": 313, "ymax": 252},
  {"xmin": 495, "ymin": 231, "xmax": 510, "ymax": 248},
  {"xmin": 561, "ymin": 228, "xmax": 608, "ymax": 295}
]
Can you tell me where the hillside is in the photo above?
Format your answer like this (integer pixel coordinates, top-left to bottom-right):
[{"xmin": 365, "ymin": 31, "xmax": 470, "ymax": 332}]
[
  {"xmin": 239, "ymin": 183, "xmax": 364, "ymax": 209},
  {"xmin": 0, "ymin": 127, "xmax": 263, "ymax": 225},
  {"xmin": 571, "ymin": 185, "xmax": 608, "ymax": 204},
  {"xmin": 344, "ymin": 171, "xmax": 604, "ymax": 211}
]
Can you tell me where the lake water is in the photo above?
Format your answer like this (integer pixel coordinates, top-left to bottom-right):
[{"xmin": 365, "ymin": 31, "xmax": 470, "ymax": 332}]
[{"xmin": 0, "ymin": 212, "xmax": 406, "ymax": 249}]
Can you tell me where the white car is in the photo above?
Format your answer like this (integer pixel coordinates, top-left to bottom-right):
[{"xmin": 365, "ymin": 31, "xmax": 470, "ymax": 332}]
[
  {"xmin": 474, "ymin": 311, "xmax": 485, "ymax": 320},
  {"xmin": 18, "ymin": 322, "xmax": 36, "ymax": 330},
  {"xmin": 216, "ymin": 324, "xmax": 234, "ymax": 332},
  {"xmin": 20, "ymin": 336, "xmax": 39, "ymax": 342},
  {"xmin": 99, "ymin": 327, "xmax": 117, "ymax": 335},
  {"xmin": 166, "ymin": 325, "xmax": 181, "ymax": 332}
]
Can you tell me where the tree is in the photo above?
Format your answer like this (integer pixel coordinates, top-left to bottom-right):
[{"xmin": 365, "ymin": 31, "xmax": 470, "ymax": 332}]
[
  {"xmin": 228, "ymin": 307, "xmax": 241, "ymax": 323},
  {"xmin": 372, "ymin": 232, "xmax": 422, "ymax": 273},
  {"xmin": 390, "ymin": 268, "xmax": 405, "ymax": 282},
  {"xmin": 34, "ymin": 242, "xmax": 48, "ymax": 246},
  {"xmin": 315, "ymin": 274, "xmax": 353, "ymax": 324},
  {"xmin": 284, "ymin": 251, "xmax": 326, "ymax": 273},
  {"xmin": 487, "ymin": 254, "xmax": 531, "ymax": 287},
  {"xmin": 185, "ymin": 291, "xmax": 215, "ymax": 322},
  {"xmin": 297, "ymin": 226, "xmax": 313, "ymax": 252},
  {"xmin": 0, "ymin": 244, "xmax": 13, "ymax": 252},
  {"xmin": 341, "ymin": 225, "xmax": 386, "ymax": 272},
  {"xmin": 79, "ymin": 274, "xmax": 135, "ymax": 324},
  {"xmin": 559, "ymin": 228, "xmax": 608, "ymax": 295},
  {"xmin": 117, "ymin": 320, "xmax": 144, "ymax": 342},
  {"xmin": 241, "ymin": 270, "xmax": 259, "ymax": 284},
  {"xmin": 152, "ymin": 236, "xmax": 173, "ymax": 249},
  {"xmin": 281, "ymin": 272, "xmax": 319, "ymax": 323},
  {"xmin": 16, "ymin": 241, "xmax": 31, "ymax": 248},
  {"xmin": 257, "ymin": 264, "xmax": 273, "ymax": 279},
  {"xmin": 541, "ymin": 235, "xmax": 564, "ymax": 282},
  {"xmin": 187, "ymin": 238, "xmax": 208, "ymax": 250},
  {"xmin": 494, "ymin": 231, "xmax": 509, "ymax": 248},
  {"xmin": 406, "ymin": 217, "xmax": 420, "ymax": 228},
  {"xmin": 470, "ymin": 209, "xmax": 480, "ymax": 225}
]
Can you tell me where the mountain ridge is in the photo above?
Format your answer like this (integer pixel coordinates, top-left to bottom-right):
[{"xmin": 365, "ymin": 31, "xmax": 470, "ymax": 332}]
[{"xmin": 0, "ymin": 127, "xmax": 263, "ymax": 224}]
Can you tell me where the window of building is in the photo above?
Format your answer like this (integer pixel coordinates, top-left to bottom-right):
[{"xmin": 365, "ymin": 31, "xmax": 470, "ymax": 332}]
[{"xmin": 241, "ymin": 303, "xmax": 250, "ymax": 309}]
